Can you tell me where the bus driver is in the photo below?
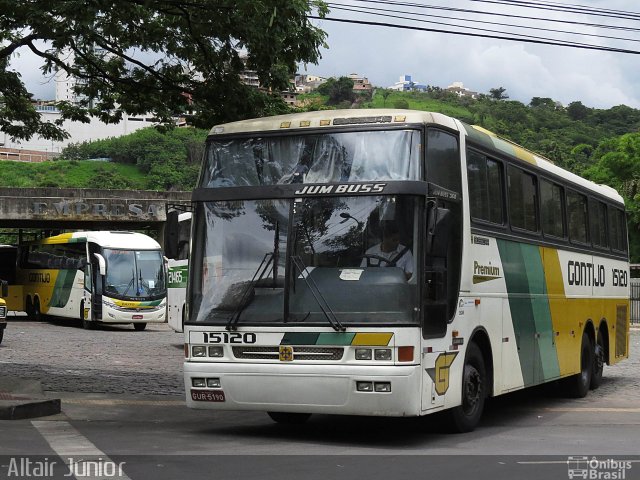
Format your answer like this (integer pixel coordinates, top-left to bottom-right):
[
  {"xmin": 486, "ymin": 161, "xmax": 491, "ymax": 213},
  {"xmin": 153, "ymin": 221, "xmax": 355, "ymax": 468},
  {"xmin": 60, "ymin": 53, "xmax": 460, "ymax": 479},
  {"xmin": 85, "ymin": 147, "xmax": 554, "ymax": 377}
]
[{"xmin": 361, "ymin": 221, "xmax": 414, "ymax": 280}]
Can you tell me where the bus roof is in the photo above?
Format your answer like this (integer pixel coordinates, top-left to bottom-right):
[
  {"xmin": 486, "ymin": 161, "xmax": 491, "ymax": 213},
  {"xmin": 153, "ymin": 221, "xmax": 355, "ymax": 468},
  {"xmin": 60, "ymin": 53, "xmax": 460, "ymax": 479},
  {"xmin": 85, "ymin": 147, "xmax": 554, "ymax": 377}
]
[
  {"xmin": 208, "ymin": 109, "xmax": 623, "ymax": 204},
  {"xmin": 34, "ymin": 231, "xmax": 161, "ymax": 250}
]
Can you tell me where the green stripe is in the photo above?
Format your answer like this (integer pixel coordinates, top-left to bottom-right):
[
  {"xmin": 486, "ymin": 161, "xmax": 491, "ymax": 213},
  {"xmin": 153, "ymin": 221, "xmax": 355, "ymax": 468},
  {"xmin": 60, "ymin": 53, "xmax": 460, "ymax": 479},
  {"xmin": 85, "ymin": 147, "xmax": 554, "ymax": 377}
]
[
  {"xmin": 316, "ymin": 333, "xmax": 356, "ymax": 345},
  {"xmin": 280, "ymin": 332, "xmax": 358, "ymax": 345},
  {"xmin": 497, "ymin": 240, "xmax": 560, "ymax": 386},
  {"xmin": 49, "ymin": 270, "xmax": 78, "ymax": 308},
  {"xmin": 281, "ymin": 333, "xmax": 319, "ymax": 345}
]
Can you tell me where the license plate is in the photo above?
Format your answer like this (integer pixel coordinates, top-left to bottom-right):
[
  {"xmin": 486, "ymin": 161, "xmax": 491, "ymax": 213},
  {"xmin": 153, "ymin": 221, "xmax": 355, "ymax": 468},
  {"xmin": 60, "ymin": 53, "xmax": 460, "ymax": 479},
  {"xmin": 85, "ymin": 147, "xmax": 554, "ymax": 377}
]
[
  {"xmin": 132, "ymin": 315, "xmax": 143, "ymax": 319},
  {"xmin": 191, "ymin": 389, "xmax": 226, "ymax": 402}
]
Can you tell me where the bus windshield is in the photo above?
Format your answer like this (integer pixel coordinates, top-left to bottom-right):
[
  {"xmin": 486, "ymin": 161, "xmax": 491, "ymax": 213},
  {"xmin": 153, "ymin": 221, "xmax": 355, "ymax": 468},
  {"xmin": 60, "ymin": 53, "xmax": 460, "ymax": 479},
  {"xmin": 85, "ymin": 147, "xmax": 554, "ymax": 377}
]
[
  {"xmin": 103, "ymin": 249, "xmax": 166, "ymax": 300},
  {"xmin": 189, "ymin": 195, "xmax": 420, "ymax": 326},
  {"xmin": 201, "ymin": 129, "xmax": 421, "ymax": 187}
]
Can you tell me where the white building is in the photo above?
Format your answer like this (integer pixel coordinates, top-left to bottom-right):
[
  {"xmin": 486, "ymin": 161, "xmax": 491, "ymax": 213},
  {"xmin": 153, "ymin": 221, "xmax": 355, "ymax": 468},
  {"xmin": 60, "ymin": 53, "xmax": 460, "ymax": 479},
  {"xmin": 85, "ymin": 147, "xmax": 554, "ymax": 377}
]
[
  {"xmin": 1, "ymin": 107, "xmax": 159, "ymax": 155},
  {"xmin": 388, "ymin": 75, "xmax": 426, "ymax": 92},
  {"xmin": 445, "ymin": 81, "xmax": 478, "ymax": 99}
]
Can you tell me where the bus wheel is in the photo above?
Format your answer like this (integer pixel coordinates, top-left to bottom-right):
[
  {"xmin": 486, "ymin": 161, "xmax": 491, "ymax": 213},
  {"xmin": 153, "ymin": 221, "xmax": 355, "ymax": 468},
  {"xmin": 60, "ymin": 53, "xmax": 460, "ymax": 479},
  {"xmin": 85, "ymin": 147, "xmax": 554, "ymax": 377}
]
[
  {"xmin": 449, "ymin": 342, "xmax": 486, "ymax": 433},
  {"xmin": 564, "ymin": 331, "xmax": 593, "ymax": 398},
  {"xmin": 0, "ymin": 328, "xmax": 4, "ymax": 344},
  {"xmin": 80, "ymin": 301, "xmax": 93, "ymax": 330},
  {"xmin": 590, "ymin": 332, "xmax": 605, "ymax": 390},
  {"xmin": 33, "ymin": 297, "xmax": 42, "ymax": 322},
  {"xmin": 25, "ymin": 297, "xmax": 34, "ymax": 319},
  {"xmin": 267, "ymin": 412, "xmax": 311, "ymax": 425},
  {"xmin": 133, "ymin": 323, "xmax": 147, "ymax": 331}
]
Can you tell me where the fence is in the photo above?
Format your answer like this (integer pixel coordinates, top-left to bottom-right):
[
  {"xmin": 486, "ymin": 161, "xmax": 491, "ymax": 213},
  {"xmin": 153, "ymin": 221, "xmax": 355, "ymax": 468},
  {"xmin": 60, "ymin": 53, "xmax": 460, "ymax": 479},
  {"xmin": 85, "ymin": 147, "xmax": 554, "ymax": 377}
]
[{"xmin": 631, "ymin": 279, "xmax": 640, "ymax": 325}]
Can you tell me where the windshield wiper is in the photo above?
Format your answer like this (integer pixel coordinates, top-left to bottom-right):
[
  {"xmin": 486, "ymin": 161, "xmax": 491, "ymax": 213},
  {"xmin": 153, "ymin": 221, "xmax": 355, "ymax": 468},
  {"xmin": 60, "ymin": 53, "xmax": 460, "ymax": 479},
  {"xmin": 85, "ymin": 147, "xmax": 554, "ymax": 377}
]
[
  {"xmin": 290, "ymin": 255, "xmax": 345, "ymax": 332},
  {"xmin": 123, "ymin": 269, "xmax": 135, "ymax": 296},
  {"xmin": 226, "ymin": 252, "xmax": 274, "ymax": 331}
]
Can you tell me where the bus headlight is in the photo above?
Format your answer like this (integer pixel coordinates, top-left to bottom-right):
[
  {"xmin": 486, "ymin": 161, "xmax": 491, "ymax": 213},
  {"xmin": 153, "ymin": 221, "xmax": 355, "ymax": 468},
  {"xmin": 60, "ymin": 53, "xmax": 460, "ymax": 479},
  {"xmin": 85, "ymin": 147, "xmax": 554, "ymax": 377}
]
[
  {"xmin": 355, "ymin": 348, "xmax": 372, "ymax": 360},
  {"xmin": 206, "ymin": 378, "xmax": 221, "ymax": 388},
  {"xmin": 374, "ymin": 382, "xmax": 391, "ymax": 392},
  {"xmin": 374, "ymin": 349, "xmax": 392, "ymax": 361},
  {"xmin": 356, "ymin": 381, "xmax": 373, "ymax": 392},
  {"xmin": 192, "ymin": 346, "xmax": 207, "ymax": 357},
  {"xmin": 208, "ymin": 346, "xmax": 223, "ymax": 358},
  {"xmin": 192, "ymin": 378, "xmax": 206, "ymax": 388}
]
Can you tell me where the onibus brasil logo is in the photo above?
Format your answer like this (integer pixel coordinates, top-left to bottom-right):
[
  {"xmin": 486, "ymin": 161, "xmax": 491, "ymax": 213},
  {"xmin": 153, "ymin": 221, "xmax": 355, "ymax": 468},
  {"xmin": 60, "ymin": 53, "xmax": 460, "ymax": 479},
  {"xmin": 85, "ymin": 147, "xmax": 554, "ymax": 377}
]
[{"xmin": 567, "ymin": 456, "xmax": 632, "ymax": 479}]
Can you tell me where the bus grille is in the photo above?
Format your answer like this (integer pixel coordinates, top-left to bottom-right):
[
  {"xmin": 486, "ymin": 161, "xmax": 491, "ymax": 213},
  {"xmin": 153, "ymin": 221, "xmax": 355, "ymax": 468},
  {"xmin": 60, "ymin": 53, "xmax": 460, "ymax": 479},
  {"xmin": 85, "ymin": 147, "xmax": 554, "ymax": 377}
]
[
  {"xmin": 0, "ymin": 306, "xmax": 5, "ymax": 318},
  {"xmin": 232, "ymin": 346, "xmax": 344, "ymax": 361},
  {"xmin": 616, "ymin": 305, "xmax": 628, "ymax": 357}
]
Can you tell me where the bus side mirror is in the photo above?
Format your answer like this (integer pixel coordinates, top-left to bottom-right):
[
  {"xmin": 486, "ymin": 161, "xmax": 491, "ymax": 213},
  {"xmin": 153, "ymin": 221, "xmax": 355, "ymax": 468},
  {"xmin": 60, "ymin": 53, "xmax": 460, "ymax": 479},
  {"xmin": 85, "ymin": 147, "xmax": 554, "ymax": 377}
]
[
  {"xmin": 165, "ymin": 210, "xmax": 179, "ymax": 259},
  {"xmin": 1, "ymin": 280, "xmax": 7, "ymax": 298},
  {"xmin": 93, "ymin": 253, "xmax": 106, "ymax": 276}
]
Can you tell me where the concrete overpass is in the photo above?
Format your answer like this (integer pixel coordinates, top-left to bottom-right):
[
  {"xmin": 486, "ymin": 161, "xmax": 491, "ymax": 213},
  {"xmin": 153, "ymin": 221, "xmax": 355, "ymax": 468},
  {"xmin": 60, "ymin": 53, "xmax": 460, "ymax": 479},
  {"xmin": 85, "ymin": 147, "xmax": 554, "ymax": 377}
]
[{"xmin": 0, "ymin": 187, "xmax": 191, "ymax": 240}]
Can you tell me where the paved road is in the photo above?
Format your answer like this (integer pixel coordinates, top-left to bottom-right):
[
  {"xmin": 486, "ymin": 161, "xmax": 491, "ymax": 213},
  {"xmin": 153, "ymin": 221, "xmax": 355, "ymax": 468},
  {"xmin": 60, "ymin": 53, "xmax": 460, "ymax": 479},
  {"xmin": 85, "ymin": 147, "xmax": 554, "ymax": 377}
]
[{"xmin": 1, "ymin": 317, "xmax": 639, "ymax": 479}]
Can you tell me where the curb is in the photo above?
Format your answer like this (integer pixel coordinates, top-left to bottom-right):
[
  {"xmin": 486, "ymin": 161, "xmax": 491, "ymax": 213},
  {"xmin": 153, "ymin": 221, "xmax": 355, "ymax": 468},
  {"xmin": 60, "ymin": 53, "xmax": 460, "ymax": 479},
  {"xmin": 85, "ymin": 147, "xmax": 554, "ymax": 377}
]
[
  {"xmin": 0, "ymin": 398, "xmax": 61, "ymax": 420},
  {"xmin": 0, "ymin": 377, "xmax": 61, "ymax": 420}
]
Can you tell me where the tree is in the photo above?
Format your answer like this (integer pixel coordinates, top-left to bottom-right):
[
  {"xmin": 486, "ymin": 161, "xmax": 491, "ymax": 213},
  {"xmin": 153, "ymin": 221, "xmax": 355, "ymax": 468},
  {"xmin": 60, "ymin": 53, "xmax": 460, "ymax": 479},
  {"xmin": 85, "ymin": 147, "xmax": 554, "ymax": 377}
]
[
  {"xmin": 316, "ymin": 76, "xmax": 355, "ymax": 105},
  {"xmin": 566, "ymin": 101, "xmax": 590, "ymax": 121},
  {"xmin": 0, "ymin": 0, "xmax": 328, "ymax": 141},
  {"xmin": 488, "ymin": 87, "xmax": 509, "ymax": 101}
]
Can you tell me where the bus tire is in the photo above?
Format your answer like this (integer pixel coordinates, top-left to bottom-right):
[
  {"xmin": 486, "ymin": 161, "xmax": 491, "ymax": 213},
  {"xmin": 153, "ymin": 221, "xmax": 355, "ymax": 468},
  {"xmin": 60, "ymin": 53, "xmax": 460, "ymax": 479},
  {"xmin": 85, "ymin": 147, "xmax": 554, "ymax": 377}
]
[
  {"xmin": 449, "ymin": 342, "xmax": 486, "ymax": 433},
  {"xmin": 80, "ymin": 301, "xmax": 93, "ymax": 330},
  {"xmin": 33, "ymin": 297, "xmax": 42, "ymax": 322},
  {"xmin": 133, "ymin": 323, "xmax": 147, "ymax": 331},
  {"xmin": 267, "ymin": 412, "xmax": 311, "ymax": 425},
  {"xmin": 25, "ymin": 297, "xmax": 34, "ymax": 319},
  {"xmin": 0, "ymin": 328, "xmax": 4, "ymax": 344},
  {"xmin": 590, "ymin": 332, "xmax": 605, "ymax": 390},
  {"xmin": 564, "ymin": 331, "xmax": 593, "ymax": 398}
]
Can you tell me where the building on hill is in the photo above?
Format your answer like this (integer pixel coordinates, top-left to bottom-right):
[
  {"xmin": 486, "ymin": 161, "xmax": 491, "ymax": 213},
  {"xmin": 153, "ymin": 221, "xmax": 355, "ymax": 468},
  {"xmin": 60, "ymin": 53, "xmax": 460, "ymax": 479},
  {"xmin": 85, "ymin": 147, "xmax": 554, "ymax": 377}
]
[
  {"xmin": 295, "ymin": 74, "xmax": 327, "ymax": 93},
  {"xmin": 389, "ymin": 75, "xmax": 427, "ymax": 92},
  {"xmin": 445, "ymin": 82, "xmax": 479, "ymax": 99},
  {"xmin": 348, "ymin": 73, "xmax": 372, "ymax": 94}
]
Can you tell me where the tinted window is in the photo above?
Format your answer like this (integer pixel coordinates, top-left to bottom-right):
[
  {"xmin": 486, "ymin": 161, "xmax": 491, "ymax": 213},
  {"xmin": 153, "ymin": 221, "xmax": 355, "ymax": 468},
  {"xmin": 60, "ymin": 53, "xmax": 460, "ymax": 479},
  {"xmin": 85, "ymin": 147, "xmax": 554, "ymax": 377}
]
[
  {"xmin": 609, "ymin": 207, "xmax": 628, "ymax": 252},
  {"xmin": 567, "ymin": 190, "xmax": 588, "ymax": 244},
  {"xmin": 467, "ymin": 151, "xmax": 504, "ymax": 224},
  {"xmin": 590, "ymin": 199, "xmax": 609, "ymax": 248},
  {"xmin": 540, "ymin": 179, "xmax": 564, "ymax": 238},
  {"xmin": 508, "ymin": 166, "xmax": 538, "ymax": 232},
  {"xmin": 426, "ymin": 129, "xmax": 461, "ymax": 193}
]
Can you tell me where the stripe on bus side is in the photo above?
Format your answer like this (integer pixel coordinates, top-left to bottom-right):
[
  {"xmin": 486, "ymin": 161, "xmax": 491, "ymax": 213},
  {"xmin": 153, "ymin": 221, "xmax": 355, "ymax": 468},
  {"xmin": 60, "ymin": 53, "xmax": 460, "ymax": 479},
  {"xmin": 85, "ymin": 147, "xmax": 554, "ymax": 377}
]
[
  {"xmin": 49, "ymin": 269, "xmax": 78, "ymax": 308},
  {"xmin": 497, "ymin": 240, "xmax": 560, "ymax": 386}
]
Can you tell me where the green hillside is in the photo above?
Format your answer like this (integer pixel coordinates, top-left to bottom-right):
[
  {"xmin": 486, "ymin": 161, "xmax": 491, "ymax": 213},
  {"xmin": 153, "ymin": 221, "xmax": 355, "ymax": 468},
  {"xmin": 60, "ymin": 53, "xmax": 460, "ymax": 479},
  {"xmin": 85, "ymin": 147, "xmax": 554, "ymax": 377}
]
[{"xmin": 0, "ymin": 159, "xmax": 151, "ymax": 189}]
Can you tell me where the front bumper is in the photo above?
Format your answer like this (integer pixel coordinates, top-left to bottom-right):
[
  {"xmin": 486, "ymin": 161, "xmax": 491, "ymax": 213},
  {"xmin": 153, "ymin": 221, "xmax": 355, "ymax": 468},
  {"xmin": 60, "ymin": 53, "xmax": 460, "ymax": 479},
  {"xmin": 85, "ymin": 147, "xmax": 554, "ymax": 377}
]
[
  {"xmin": 100, "ymin": 304, "xmax": 166, "ymax": 324},
  {"xmin": 184, "ymin": 361, "xmax": 422, "ymax": 417}
]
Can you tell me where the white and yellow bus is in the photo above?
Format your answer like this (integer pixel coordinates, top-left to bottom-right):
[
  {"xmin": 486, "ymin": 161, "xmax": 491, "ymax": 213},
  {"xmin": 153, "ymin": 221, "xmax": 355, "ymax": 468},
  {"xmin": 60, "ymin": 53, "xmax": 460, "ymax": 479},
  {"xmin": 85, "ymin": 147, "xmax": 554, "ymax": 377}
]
[
  {"xmin": 181, "ymin": 110, "xmax": 630, "ymax": 431},
  {"xmin": 166, "ymin": 211, "xmax": 192, "ymax": 333},
  {"xmin": 18, "ymin": 231, "xmax": 167, "ymax": 331}
]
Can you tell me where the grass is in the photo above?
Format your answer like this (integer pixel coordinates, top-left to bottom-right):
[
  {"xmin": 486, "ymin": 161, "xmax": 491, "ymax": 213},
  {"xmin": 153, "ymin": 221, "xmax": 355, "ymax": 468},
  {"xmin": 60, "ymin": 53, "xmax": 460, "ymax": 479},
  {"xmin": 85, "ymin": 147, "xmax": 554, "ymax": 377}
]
[
  {"xmin": 366, "ymin": 90, "xmax": 474, "ymax": 119},
  {"xmin": 0, "ymin": 160, "xmax": 151, "ymax": 189}
]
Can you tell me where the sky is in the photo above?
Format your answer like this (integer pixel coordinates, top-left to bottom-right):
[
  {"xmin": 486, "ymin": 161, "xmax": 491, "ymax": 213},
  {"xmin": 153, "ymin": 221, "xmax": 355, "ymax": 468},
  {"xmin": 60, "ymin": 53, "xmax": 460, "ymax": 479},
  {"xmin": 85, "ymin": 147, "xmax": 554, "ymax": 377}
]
[
  {"xmin": 12, "ymin": 0, "xmax": 640, "ymax": 110},
  {"xmin": 306, "ymin": 0, "xmax": 640, "ymax": 108}
]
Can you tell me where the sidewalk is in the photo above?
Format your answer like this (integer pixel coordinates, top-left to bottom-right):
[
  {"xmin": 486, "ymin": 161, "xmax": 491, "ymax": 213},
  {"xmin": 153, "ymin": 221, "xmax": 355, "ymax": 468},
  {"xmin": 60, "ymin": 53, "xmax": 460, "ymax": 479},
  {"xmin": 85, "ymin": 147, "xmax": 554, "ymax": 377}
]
[{"xmin": 0, "ymin": 376, "xmax": 61, "ymax": 420}]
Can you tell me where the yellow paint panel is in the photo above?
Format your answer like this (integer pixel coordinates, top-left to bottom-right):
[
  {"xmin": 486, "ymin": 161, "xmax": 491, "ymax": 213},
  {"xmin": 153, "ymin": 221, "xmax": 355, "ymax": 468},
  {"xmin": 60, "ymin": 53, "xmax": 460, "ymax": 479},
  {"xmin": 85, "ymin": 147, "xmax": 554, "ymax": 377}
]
[
  {"xmin": 540, "ymin": 247, "xmax": 629, "ymax": 375},
  {"xmin": 351, "ymin": 333, "xmax": 393, "ymax": 346},
  {"xmin": 41, "ymin": 233, "xmax": 75, "ymax": 244},
  {"xmin": 513, "ymin": 146, "xmax": 536, "ymax": 165}
]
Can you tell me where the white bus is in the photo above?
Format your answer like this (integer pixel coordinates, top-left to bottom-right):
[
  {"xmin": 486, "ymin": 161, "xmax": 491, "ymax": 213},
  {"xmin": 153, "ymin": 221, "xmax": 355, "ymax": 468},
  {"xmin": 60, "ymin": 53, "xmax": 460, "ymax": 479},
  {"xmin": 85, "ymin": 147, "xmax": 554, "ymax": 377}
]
[
  {"xmin": 180, "ymin": 110, "xmax": 630, "ymax": 431},
  {"xmin": 18, "ymin": 231, "xmax": 167, "ymax": 331},
  {"xmin": 166, "ymin": 211, "xmax": 192, "ymax": 332}
]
